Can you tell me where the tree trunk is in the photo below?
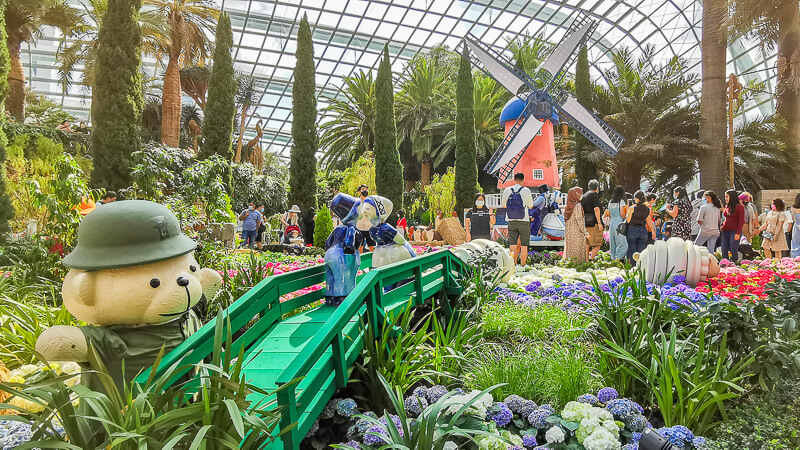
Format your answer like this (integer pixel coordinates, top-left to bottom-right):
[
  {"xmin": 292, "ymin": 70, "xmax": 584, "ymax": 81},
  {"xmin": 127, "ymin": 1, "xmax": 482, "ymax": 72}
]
[
  {"xmin": 161, "ymin": 55, "xmax": 182, "ymax": 147},
  {"xmin": 778, "ymin": 8, "xmax": 800, "ymax": 178},
  {"xmin": 235, "ymin": 106, "xmax": 247, "ymax": 162},
  {"xmin": 420, "ymin": 160, "xmax": 431, "ymax": 186},
  {"xmin": 698, "ymin": 0, "xmax": 728, "ymax": 194},
  {"xmin": 6, "ymin": 38, "xmax": 25, "ymax": 121}
]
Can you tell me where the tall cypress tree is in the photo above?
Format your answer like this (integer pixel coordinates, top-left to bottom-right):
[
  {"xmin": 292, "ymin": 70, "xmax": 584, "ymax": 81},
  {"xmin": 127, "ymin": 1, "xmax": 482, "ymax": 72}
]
[
  {"xmin": 288, "ymin": 14, "xmax": 317, "ymax": 212},
  {"xmin": 374, "ymin": 45, "xmax": 403, "ymax": 214},
  {"xmin": 0, "ymin": 0, "xmax": 12, "ymax": 238},
  {"xmin": 201, "ymin": 13, "xmax": 237, "ymax": 161},
  {"xmin": 90, "ymin": 0, "xmax": 143, "ymax": 191},
  {"xmin": 454, "ymin": 45, "xmax": 477, "ymax": 217},
  {"xmin": 573, "ymin": 46, "xmax": 597, "ymax": 189}
]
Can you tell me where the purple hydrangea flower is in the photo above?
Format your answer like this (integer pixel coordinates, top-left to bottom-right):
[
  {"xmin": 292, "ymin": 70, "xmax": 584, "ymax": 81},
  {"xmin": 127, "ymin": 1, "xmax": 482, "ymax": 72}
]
[
  {"xmin": 518, "ymin": 400, "xmax": 539, "ymax": 417},
  {"xmin": 692, "ymin": 436, "xmax": 706, "ymax": 447},
  {"xmin": 539, "ymin": 403, "xmax": 555, "ymax": 415},
  {"xmin": 504, "ymin": 394, "xmax": 526, "ymax": 413},
  {"xmin": 672, "ymin": 275, "xmax": 686, "ymax": 284},
  {"xmin": 336, "ymin": 398, "xmax": 358, "ymax": 417},
  {"xmin": 577, "ymin": 393, "xmax": 600, "ymax": 405},
  {"xmin": 425, "ymin": 385, "xmax": 448, "ymax": 403},
  {"xmin": 403, "ymin": 396, "xmax": 428, "ymax": 416},
  {"xmin": 527, "ymin": 409, "xmax": 551, "ymax": 428},
  {"xmin": 522, "ymin": 434, "xmax": 538, "ymax": 447},
  {"xmin": 597, "ymin": 387, "xmax": 619, "ymax": 403},
  {"xmin": 412, "ymin": 386, "xmax": 428, "ymax": 398},
  {"xmin": 486, "ymin": 402, "xmax": 513, "ymax": 427}
]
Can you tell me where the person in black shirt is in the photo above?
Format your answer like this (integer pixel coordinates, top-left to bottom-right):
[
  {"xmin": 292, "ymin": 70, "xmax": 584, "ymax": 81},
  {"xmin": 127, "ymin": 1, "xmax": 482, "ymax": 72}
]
[
  {"xmin": 626, "ymin": 190, "xmax": 654, "ymax": 262},
  {"xmin": 465, "ymin": 193, "xmax": 495, "ymax": 241},
  {"xmin": 581, "ymin": 180, "xmax": 604, "ymax": 260}
]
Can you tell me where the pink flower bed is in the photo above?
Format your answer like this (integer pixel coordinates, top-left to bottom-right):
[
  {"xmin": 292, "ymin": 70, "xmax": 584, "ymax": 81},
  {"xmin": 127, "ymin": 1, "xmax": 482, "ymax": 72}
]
[{"xmin": 696, "ymin": 257, "xmax": 800, "ymax": 302}]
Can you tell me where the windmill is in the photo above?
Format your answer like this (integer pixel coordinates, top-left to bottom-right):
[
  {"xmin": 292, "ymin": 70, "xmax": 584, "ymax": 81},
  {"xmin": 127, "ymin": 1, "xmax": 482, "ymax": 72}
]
[{"xmin": 461, "ymin": 15, "xmax": 624, "ymax": 184}]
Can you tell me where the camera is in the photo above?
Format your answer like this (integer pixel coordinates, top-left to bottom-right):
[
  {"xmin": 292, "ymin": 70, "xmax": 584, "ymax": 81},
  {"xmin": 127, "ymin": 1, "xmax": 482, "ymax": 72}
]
[{"xmin": 638, "ymin": 428, "xmax": 678, "ymax": 450}]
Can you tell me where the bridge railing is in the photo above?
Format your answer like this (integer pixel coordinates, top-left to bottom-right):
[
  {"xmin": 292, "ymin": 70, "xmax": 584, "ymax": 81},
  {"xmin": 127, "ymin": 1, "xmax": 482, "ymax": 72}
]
[
  {"xmin": 273, "ymin": 250, "xmax": 465, "ymax": 448},
  {"xmin": 135, "ymin": 253, "xmax": 373, "ymax": 386}
]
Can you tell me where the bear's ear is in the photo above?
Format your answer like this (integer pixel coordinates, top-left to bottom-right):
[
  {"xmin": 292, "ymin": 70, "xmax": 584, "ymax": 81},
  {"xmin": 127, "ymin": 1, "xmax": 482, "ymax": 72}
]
[{"xmin": 69, "ymin": 271, "xmax": 97, "ymax": 306}]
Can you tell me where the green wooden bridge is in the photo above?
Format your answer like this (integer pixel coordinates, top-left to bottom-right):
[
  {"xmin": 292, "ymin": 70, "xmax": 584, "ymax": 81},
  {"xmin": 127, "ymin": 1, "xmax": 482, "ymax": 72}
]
[{"xmin": 139, "ymin": 250, "xmax": 467, "ymax": 449}]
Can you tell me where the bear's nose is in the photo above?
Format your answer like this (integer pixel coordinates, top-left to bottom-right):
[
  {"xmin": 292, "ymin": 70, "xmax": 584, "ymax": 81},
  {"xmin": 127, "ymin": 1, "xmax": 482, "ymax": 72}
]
[{"xmin": 177, "ymin": 277, "xmax": 189, "ymax": 287}]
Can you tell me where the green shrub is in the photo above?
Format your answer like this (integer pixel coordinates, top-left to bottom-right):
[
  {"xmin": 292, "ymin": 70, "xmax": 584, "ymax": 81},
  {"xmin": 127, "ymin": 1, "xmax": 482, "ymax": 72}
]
[
  {"xmin": 464, "ymin": 342, "xmax": 598, "ymax": 408},
  {"xmin": 480, "ymin": 302, "xmax": 588, "ymax": 342},
  {"xmin": 314, "ymin": 205, "xmax": 334, "ymax": 248}
]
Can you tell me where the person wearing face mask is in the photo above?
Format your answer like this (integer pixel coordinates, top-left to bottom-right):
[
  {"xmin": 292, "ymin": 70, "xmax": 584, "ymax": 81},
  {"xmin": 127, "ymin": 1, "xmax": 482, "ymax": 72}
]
[
  {"xmin": 758, "ymin": 198, "xmax": 788, "ymax": 260},
  {"xmin": 694, "ymin": 191, "xmax": 721, "ymax": 253},
  {"xmin": 355, "ymin": 185, "xmax": 375, "ymax": 253},
  {"xmin": 238, "ymin": 202, "xmax": 262, "ymax": 249},
  {"xmin": 465, "ymin": 193, "xmax": 495, "ymax": 241},
  {"xmin": 720, "ymin": 189, "xmax": 744, "ymax": 262}
]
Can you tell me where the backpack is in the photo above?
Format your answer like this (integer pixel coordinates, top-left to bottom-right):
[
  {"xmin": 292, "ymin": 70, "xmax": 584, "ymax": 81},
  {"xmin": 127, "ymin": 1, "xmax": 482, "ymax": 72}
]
[{"xmin": 506, "ymin": 186, "xmax": 526, "ymax": 220}]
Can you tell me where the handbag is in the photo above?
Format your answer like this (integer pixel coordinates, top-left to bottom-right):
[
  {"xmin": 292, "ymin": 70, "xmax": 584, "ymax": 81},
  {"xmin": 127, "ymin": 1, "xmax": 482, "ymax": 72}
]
[
  {"xmin": 762, "ymin": 230, "xmax": 775, "ymax": 241},
  {"xmin": 616, "ymin": 221, "xmax": 628, "ymax": 236},
  {"xmin": 584, "ymin": 213, "xmax": 598, "ymax": 228}
]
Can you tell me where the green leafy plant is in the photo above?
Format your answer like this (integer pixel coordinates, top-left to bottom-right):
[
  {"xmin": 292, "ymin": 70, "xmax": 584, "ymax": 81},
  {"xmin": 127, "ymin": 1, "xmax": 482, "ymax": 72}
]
[
  {"xmin": 0, "ymin": 313, "xmax": 298, "ymax": 448},
  {"xmin": 480, "ymin": 302, "xmax": 588, "ymax": 343},
  {"xmin": 314, "ymin": 204, "xmax": 334, "ymax": 248},
  {"xmin": 426, "ymin": 307, "xmax": 483, "ymax": 385},
  {"xmin": 335, "ymin": 374, "xmax": 502, "ymax": 449},
  {"xmin": 182, "ymin": 155, "xmax": 236, "ymax": 223}
]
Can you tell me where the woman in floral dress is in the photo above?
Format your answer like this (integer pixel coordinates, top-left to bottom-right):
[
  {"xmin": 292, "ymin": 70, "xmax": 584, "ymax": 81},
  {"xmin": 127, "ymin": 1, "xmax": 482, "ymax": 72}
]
[
  {"xmin": 759, "ymin": 198, "xmax": 788, "ymax": 260},
  {"xmin": 564, "ymin": 186, "xmax": 588, "ymax": 263},
  {"xmin": 666, "ymin": 186, "xmax": 693, "ymax": 240}
]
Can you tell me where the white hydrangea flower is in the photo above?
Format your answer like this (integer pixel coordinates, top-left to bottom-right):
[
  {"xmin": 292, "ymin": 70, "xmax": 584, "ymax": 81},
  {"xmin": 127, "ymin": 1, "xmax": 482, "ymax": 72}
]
[
  {"xmin": 546, "ymin": 426, "xmax": 566, "ymax": 443},
  {"xmin": 582, "ymin": 428, "xmax": 622, "ymax": 450},
  {"xmin": 561, "ymin": 401, "xmax": 592, "ymax": 422}
]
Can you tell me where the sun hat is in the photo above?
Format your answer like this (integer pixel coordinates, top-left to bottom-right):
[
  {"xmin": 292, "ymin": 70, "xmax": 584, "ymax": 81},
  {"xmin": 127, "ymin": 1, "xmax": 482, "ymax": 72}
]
[{"xmin": 289, "ymin": 205, "xmax": 301, "ymax": 213}]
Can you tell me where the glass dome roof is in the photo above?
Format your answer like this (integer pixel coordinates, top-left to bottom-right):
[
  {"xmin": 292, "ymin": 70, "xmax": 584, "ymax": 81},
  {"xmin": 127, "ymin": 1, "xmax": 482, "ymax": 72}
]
[{"xmin": 24, "ymin": 0, "xmax": 776, "ymax": 157}]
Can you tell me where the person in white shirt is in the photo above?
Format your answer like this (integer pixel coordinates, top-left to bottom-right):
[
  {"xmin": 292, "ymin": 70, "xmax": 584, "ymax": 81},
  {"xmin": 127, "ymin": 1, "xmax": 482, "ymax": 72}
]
[
  {"xmin": 23, "ymin": 113, "xmax": 37, "ymax": 125},
  {"xmin": 501, "ymin": 172, "xmax": 534, "ymax": 266},
  {"xmin": 784, "ymin": 207, "xmax": 794, "ymax": 258}
]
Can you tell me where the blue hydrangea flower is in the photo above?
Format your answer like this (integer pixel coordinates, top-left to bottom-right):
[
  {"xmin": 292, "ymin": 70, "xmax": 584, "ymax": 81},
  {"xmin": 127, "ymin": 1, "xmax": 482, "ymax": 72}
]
[
  {"xmin": 673, "ymin": 275, "xmax": 686, "ymax": 284},
  {"xmin": 518, "ymin": 400, "xmax": 539, "ymax": 417},
  {"xmin": 306, "ymin": 420, "xmax": 320, "ymax": 437},
  {"xmin": 403, "ymin": 395, "xmax": 428, "ymax": 416},
  {"xmin": 539, "ymin": 403, "xmax": 555, "ymax": 415},
  {"xmin": 622, "ymin": 444, "xmax": 639, "ymax": 450},
  {"xmin": 504, "ymin": 394, "xmax": 526, "ymax": 413},
  {"xmin": 336, "ymin": 398, "xmax": 358, "ymax": 417},
  {"xmin": 692, "ymin": 436, "xmax": 706, "ymax": 447},
  {"xmin": 606, "ymin": 398, "xmax": 637, "ymax": 420},
  {"xmin": 412, "ymin": 386, "xmax": 428, "ymax": 398},
  {"xmin": 577, "ymin": 393, "xmax": 600, "ymax": 405},
  {"xmin": 626, "ymin": 415, "xmax": 647, "ymax": 432},
  {"xmin": 522, "ymin": 434, "xmax": 538, "ymax": 447},
  {"xmin": 425, "ymin": 385, "xmax": 448, "ymax": 403},
  {"xmin": 527, "ymin": 409, "xmax": 552, "ymax": 428},
  {"xmin": 486, "ymin": 402, "xmax": 513, "ymax": 427},
  {"xmin": 631, "ymin": 432, "xmax": 642, "ymax": 443},
  {"xmin": 597, "ymin": 387, "xmax": 619, "ymax": 403}
]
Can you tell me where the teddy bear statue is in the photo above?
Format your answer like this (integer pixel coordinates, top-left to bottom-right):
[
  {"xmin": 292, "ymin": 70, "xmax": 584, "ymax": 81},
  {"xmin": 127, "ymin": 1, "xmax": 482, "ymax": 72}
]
[
  {"xmin": 324, "ymin": 193, "xmax": 365, "ymax": 306},
  {"xmin": 35, "ymin": 200, "xmax": 222, "ymax": 394},
  {"xmin": 633, "ymin": 237, "xmax": 720, "ymax": 287},
  {"xmin": 361, "ymin": 195, "xmax": 416, "ymax": 269}
]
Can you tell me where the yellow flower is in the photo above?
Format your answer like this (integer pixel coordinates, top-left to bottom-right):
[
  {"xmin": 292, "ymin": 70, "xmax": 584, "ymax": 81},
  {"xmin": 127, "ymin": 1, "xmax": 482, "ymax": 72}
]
[{"xmin": 8, "ymin": 396, "xmax": 45, "ymax": 413}]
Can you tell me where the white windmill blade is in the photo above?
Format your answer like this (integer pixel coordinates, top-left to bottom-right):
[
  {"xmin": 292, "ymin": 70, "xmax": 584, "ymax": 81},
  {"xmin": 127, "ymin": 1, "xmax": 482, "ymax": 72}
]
[
  {"xmin": 538, "ymin": 21, "xmax": 594, "ymax": 81},
  {"xmin": 464, "ymin": 37, "xmax": 526, "ymax": 96},
  {"xmin": 486, "ymin": 117, "xmax": 546, "ymax": 174},
  {"xmin": 554, "ymin": 95, "xmax": 622, "ymax": 156}
]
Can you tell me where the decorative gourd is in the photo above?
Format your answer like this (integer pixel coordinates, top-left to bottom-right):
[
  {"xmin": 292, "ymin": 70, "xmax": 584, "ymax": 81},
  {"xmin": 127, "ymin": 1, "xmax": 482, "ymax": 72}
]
[
  {"xmin": 451, "ymin": 238, "xmax": 515, "ymax": 283},
  {"xmin": 633, "ymin": 237, "xmax": 720, "ymax": 287}
]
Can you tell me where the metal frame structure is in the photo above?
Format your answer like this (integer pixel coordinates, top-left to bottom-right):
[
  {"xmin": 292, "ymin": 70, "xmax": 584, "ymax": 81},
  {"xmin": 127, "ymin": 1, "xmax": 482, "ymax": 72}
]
[{"xmin": 24, "ymin": 0, "xmax": 776, "ymax": 158}]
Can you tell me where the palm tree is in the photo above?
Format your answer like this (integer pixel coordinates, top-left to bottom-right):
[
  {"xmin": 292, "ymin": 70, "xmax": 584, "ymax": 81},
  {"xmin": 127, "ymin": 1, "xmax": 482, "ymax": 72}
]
[
  {"xmin": 506, "ymin": 33, "xmax": 551, "ymax": 80},
  {"xmin": 318, "ymin": 70, "xmax": 376, "ymax": 171},
  {"xmin": 5, "ymin": 0, "xmax": 83, "ymax": 119},
  {"xmin": 57, "ymin": 0, "xmax": 165, "ymax": 110},
  {"xmin": 655, "ymin": 115, "xmax": 791, "ymax": 192},
  {"xmin": 396, "ymin": 53, "xmax": 454, "ymax": 186},
  {"xmin": 699, "ymin": 0, "xmax": 729, "ymax": 194},
  {"xmin": 430, "ymin": 74, "xmax": 507, "ymax": 167},
  {"xmin": 587, "ymin": 47, "xmax": 702, "ymax": 192},
  {"xmin": 234, "ymin": 73, "xmax": 261, "ymax": 162},
  {"xmin": 726, "ymin": 0, "xmax": 800, "ymax": 174},
  {"xmin": 145, "ymin": 0, "xmax": 218, "ymax": 147},
  {"xmin": 179, "ymin": 64, "xmax": 211, "ymax": 109}
]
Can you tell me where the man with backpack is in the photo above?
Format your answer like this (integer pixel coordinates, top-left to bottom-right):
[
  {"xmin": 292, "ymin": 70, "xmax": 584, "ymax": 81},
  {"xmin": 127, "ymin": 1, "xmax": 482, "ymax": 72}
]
[{"xmin": 501, "ymin": 172, "xmax": 534, "ymax": 266}]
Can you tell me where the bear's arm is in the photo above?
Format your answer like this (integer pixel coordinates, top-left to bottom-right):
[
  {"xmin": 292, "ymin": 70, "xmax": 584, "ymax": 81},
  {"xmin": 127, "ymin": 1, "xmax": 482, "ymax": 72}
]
[{"xmin": 36, "ymin": 326, "xmax": 89, "ymax": 362}]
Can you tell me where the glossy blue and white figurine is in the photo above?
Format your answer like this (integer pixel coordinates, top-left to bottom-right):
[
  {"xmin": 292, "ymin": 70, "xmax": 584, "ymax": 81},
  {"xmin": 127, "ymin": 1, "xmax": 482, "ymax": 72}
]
[
  {"xmin": 324, "ymin": 193, "xmax": 364, "ymax": 306},
  {"xmin": 362, "ymin": 195, "xmax": 416, "ymax": 268}
]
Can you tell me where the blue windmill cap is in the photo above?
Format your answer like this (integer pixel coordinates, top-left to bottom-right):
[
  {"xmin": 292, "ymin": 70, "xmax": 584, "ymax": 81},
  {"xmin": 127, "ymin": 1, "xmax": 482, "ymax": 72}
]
[{"xmin": 330, "ymin": 193, "xmax": 360, "ymax": 220}]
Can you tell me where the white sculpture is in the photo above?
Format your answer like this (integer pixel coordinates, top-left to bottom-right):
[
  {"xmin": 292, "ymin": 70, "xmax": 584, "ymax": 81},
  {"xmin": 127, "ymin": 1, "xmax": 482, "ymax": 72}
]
[
  {"xmin": 633, "ymin": 237, "xmax": 720, "ymax": 287},
  {"xmin": 451, "ymin": 239, "xmax": 515, "ymax": 283}
]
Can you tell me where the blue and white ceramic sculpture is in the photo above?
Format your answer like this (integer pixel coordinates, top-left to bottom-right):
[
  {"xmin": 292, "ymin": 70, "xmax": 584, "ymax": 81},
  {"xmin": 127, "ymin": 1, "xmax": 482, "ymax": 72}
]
[
  {"xmin": 324, "ymin": 193, "xmax": 364, "ymax": 306},
  {"xmin": 362, "ymin": 195, "xmax": 416, "ymax": 268}
]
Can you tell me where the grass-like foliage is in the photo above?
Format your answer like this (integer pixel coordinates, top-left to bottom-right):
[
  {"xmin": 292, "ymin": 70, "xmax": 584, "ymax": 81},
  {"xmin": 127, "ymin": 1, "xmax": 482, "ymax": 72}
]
[
  {"xmin": 334, "ymin": 374, "xmax": 503, "ymax": 450},
  {"xmin": 480, "ymin": 302, "xmax": 588, "ymax": 342},
  {"xmin": 0, "ymin": 313, "xmax": 298, "ymax": 448},
  {"xmin": 463, "ymin": 342, "xmax": 598, "ymax": 408}
]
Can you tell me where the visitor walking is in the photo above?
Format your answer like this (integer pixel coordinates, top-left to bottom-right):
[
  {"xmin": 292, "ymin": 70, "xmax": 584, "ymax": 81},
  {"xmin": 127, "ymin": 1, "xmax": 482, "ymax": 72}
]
[
  {"xmin": 239, "ymin": 202, "xmax": 262, "ymax": 249},
  {"xmin": 666, "ymin": 186, "xmax": 692, "ymax": 240},
  {"xmin": 501, "ymin": 172, "xmax": 534, "ymax": 266},
  {"xmin": 581, "ymin": 179, "xmax": 604, "ymax": 260},
  {"xmin": 783, "ymin": 205, "xmax": 794, "ymax": 258},
  {"xmin": 465, "ymin": 193, "xmax": 495, "ymax": 241},
  {"xmin": 791, "ymin": 194, "xmax": 800, "ymax": 258},
  {"xmin": 396, "ymin": 210, "xmax": 407, "ymax": 236},
  {"xmin": 739, "ymin": 192, "xmax": 760, "ymax": 241},
  {"xmin": 694, "ymin": 191, "xmax": 721, "ymax": 253},
  {"xmin": 604, "ymin": 186, "xmax": 628, "ymax": 260},
  {"xmin": 759, "ymin": 198, "xmax": 788, "ymax": 260},
  {"xmin": 720, "ymin": 190, "xmax": 745, "ymax": 263},
  {"xmin": 625, "ymin": 190, "xmax": 653, "ymax": 263},
  {"xmin": 255, "ymin": 205, "xmax": 266, "ymax": 250},
  {"xmin": 355, "ymin": 185, "xmax": 375, "ymax": 253},
  {"xmin": 564, "ymin": 186, "xmax": 588, "ymax": 264},
  {"xmin": 96, "ymin": 191, "xmax": 117, "ymax": 206}
]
